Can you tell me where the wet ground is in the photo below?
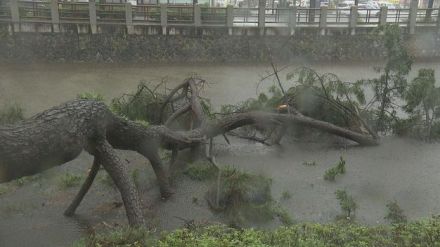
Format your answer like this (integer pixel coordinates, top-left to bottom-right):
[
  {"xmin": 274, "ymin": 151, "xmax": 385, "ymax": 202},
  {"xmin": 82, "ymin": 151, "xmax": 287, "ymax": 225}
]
[{"xmin": 1, "ymin": 61, "xmax": 440, "ymax": 247}]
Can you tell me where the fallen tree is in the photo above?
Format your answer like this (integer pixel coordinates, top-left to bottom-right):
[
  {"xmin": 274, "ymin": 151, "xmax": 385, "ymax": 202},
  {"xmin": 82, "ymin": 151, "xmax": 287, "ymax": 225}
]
[{"xmin": 0, "ymin": 77, "xmax": 378, "ymax": 227}]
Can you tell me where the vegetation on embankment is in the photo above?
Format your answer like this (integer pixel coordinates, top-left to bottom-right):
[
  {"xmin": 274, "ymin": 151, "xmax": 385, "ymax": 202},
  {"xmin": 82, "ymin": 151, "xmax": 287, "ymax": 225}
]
[
  {"xmin": 1, "ymin": 24, "xmax": 438, "ymax": 63},
  {"xmin": 74, "ymin": 217, "xmax": 440, "ymax": 247}
]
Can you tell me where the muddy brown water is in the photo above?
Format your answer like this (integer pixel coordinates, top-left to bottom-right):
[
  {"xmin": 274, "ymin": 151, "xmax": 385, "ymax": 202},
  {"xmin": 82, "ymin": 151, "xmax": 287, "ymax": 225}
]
[{"xmin": 1, "ymin": 61, "xmax": 440, "ymax": 247}]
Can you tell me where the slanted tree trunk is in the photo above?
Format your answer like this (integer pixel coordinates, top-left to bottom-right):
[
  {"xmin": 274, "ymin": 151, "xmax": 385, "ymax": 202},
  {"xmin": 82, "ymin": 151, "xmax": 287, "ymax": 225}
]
[
  {"xmin": 0, "ymin": 78, "xmax": 378, "ymax": 227},
  {"xmin": 0, "ymin": 100, "xmax": 145, "ymax": 226}
]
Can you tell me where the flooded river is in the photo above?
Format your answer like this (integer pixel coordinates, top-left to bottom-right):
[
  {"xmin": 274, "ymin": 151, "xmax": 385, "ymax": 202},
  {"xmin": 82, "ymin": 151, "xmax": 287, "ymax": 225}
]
[{"xmin": 1, "ymin": 61, "xmax": 440, "ymax": 247}]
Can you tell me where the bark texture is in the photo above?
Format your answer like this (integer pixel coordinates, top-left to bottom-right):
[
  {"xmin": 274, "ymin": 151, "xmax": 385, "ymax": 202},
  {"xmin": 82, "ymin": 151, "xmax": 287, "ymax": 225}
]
[{"xmin": 0, "ymin": 78, "xmax": 378, "ymax": 227}]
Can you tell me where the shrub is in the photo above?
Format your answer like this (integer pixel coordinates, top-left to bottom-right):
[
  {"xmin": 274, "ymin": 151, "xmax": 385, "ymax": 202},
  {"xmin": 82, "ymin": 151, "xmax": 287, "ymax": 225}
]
[
  {"xmin": 59, "ymin": 173, "xmax": 82, "ymax": 188},
  {"xmin": 205, "ymin": 167, "xmax": 292, "ymax": 226},
  {"xmin": 75, "ymin": 218, "xmax": 440, "ymax": 247},
  {"xmin": 323, "ymin": 157, "xmax": 346, "ymax": 181},
  {"xmin": 0, "ymin": 104, "xmax": 25, "ymax": 124},
  {"xmin": 75, "ymin": 226, "xmax": 154, "ymax": 247},
  {"xmin": 76, "ymin": 92, "xmax": 105, "ymax": 101},
  {"xmin": 335, "ymin": 189, "xmax": 357, "ymax": 220},
  {"xmin": 385, "ymin": 201, "xmax": 407, "ymax": 224},
  {"xmin": 183, "ymin": 162, "xmax": 218, "ymax": 181}
]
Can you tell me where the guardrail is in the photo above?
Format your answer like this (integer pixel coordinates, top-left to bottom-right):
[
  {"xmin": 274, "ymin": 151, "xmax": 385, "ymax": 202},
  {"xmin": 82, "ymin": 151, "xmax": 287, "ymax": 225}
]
[{"xmin": 1, "ymin": 0, "xmax": 439, "ymax": 35}]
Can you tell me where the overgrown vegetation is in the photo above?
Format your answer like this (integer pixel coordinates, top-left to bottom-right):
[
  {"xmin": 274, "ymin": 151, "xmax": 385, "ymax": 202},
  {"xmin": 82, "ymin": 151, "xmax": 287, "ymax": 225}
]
[
  {"xmin": 335, "ymin": 189, "xmax": 357, "ymax": 221},
  {"xmin": 58, "ymin": 173, "xmax": 82, "ymax": 188},
  {"xmin": 323, "ymin": 157, "xmax": 346, "ymax": 181},
  {"xmin": 202, "ymin": 166, "xmax": 292, "ymax": 227},
  {"xmin": 360, "ymin": 25, "xmax": 413, "ymax": 132},
  {"xmin": 76, "ymin": 92, "xmax": 105, "ymax": 101},
  {"xmin": 0, "ymin": 103, "xmax": 25, "ymax": 124},
  {"xmin": 76, "ymin": 217, "xmax": 440, "ymax": 246},
  {"xmin": 385, "ymin": 201, "xmax": 407, "ymax": 224},
  {"xmin": 183, "ymin": 162, "xmax": 218, "ymax": 181}
]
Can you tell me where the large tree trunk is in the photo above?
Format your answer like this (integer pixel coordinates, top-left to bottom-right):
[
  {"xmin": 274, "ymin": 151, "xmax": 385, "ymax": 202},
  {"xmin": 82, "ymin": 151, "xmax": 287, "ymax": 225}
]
[
  {"xmin": 0, "ymin": 100, "xmax": 144, "ymax": 226},
  {"xmin": 0, "ymin": 79, "xmax": 378, "ymax": 227}
]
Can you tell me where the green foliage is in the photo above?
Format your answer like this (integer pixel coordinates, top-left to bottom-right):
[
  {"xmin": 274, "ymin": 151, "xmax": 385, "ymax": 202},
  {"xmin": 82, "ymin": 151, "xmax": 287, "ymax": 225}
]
[
  {"xmin": 401, "ymin": 69, "xmax": 440, "ymax": 140},
  {"xmin": 323, "ymin": 157, "xmax": 346, "ymax": 181},
  {"xmin": 281, "ymin": 190, "xmax": 292, "ymax": 200},
  {"xmin": 385, "ymin": 201, "xmax": 407, "ymax": 224},
  {"xmin": 75, "ymin": 226, "xmax": 154, "ymax": 247},
  {"xmin": 0, "ymin": 184, "xmax": 10, "ymax": 196},
  {"xmin": 184, "ymin": 162, "xmax": 218, "ymax": 181},
  {"xmin": 58, "ymin": 173, "xmax": 82, "ymax": 189},
  {"xmin": 220, "ymin": 86, "xmax": 283, "ymax": 114},
  {"xmin": 76, "ymin": 92, "xmax": 105, "ymax": 101},
  {"xmin": 76, "ymin": 218, "xmax": 440, "ymax": 246},
  {"xmin": 110, "ymin": 82, "xmax": 168, "ymax": 124},
  {"xmin": 206, "ymin": 167, "xmax": 282, "ymax": 225},
  {"xmin": 363, "ymin": 24, "xmax": 414, "ymax": 132},
  {"xmin": 286, "ymin": 67, "xmax": 367, "ymax": 130},
  {"xmin": 335, "ymin": 189, "xmax": 357, "ymax": 220},
  {"xmin": 0, "ymin": 104, "xmax": 25, "ymax": 124},
  {"xmin": 272, "ymin": 205, "xmax": 294, "ymax": 226}
]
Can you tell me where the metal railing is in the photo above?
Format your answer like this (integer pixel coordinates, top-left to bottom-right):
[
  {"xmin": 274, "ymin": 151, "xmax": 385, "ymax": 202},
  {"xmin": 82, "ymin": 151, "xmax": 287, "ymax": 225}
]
[
  {"xmin": 133, "ymin": 4, "xmax": 160, "ymax": 23},
  {"xmin": 18, "ymin": 0, "xmax": 51, "ymax": 21},
  {"xmin": 297, "ymin": 8, "xmax": 320, "ymax": 24},
  {"xmin": 201, "ymin": 7, "xmax": 226, "ymax": 25},
  {"xmin": 96, "ymin": 3, "xmax": 126, "ymax": 23},
  {"xmin": 357, "ymin": 8, "xmax": 380, "ymax": 24},
  {"xmin": 0, "ymin": 2, "xmax": 11, "ymax": 20},
  {"xmin": 58, "ymin": 2, "xmax": 89, "ymax": 22},
  {"xmin": 2, "ymin": 2, "xmax": 439, "ymax": 35},
  {"xmin": 233, "ymin": 7, "xmax": 258, "ymax": 24},
  {"xmin": 416, "ymin": 8, "xmax": 438, "ymax": 23},
  {"xmin": 265, "ymin": 8, "xmax": 289, "ymax": 23},
  {"xmin": 387, "ymin": 8, "xmax": 410, "ymax": 23},
  {"xmin": 167, "ymin": 5, "xmax": 193, "ymax": 24},
  {"xmin": 326, "ymin": 8, "xmax": 349, "ymax": 24}
]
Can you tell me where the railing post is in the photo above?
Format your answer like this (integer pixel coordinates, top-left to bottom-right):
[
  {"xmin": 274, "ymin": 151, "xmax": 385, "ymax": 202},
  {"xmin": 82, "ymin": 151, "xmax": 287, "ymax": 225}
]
[
  {"xmin": 194, "ymin": 4, "xmax": 201, "ymax": 27},
  {"xmin": 319, "ymin": 6, "xmax": 327, "ymax": 35},
  {"xmin": 126, "ymin": 3, "xmax": 134, "ymax": 35},
  {"xmin": 349, "ymin": 5, "xmax": 357, "ymax": 35},
  {"xmin": 258, "ymin": 0, "xmax": 266, "ymax": 35},
  {"xmin": 10, "ymin": 0, "xmax": 19, "ymax": 32},
  {"xmin": 50, "ymin": 0, "xmax": 60, "ymax": 33},
  {"xmin": 226, "ymin": 5, "xmax": 234, "ymax": 35},
  {"xmin": 160, "ymin": 4, "xmax": 167, "ymax": 35},
  {"xmin": 379, "ymin": 6, "xmax": 388, "ymax": 26},
  {"xmin": 289, "ymin": 6, "xmax": 297, "ymax": 35},
  {"xmin": 89, "ymin": 0, "xmax": 97, "ymax": 34},
  {"xmin": 408, "ymin": 0, "xmax": 418, "ymax": 35}
]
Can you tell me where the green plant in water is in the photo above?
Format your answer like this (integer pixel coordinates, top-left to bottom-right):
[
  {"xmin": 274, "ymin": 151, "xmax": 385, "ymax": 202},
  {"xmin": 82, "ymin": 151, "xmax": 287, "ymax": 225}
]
[
  {"xmin": 76, "ymin": 92, "xmax": 105, "ymax": 101},
  {"xmin": 385, "ymin": 201, "xmax": 407, "ymax": 224},
  {"xmin": 280, "ymin": 190, "xmax": 292, "ymax": 201},
  {"xmin": 302, "ymin": 161, "xmax": 317, "ymax": 166},
  {"xmin": 59, "ymin": 173, "xmax": 82, "ymax": 189},
  {"xmin": 401, "ymin": 68, "xmax": 440, "ymax": 140},
  {"xmin": 183, "ymin": 162, "xmax": 218, "ymax": 181},
  {"xmin": 0, "ymin": 103, "xmax": 25, "ymax": 124},
  {"xmin": 360, "ymin": 24, "xmax": 414, "ymax": 132},
  {"xmin": 335, "ymin": 189, "xmax": 357, "ymax": 220},
  {"xmin": 324, "ymin": 156, "xmax": 346, "ymax": 181}
]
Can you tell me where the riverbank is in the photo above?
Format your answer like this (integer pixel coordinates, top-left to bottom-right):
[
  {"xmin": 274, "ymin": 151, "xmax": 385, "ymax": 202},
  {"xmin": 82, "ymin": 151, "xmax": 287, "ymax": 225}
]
[{"xmin": 1, "ymin": 29, "xmax": 439, "ymax": 63}]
